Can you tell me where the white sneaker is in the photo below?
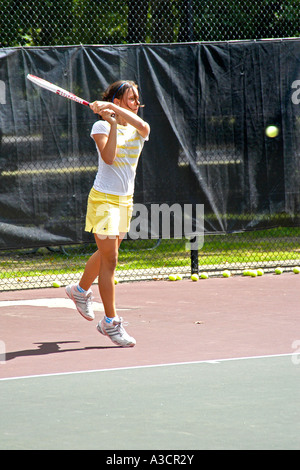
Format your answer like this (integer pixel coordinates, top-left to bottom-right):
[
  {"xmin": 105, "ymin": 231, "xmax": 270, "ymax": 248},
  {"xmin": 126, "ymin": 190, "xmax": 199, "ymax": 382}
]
[
  {"xmin": 97, "ymin": 317, "xmax": 136, "ymax": 347},
  {"xmin": 65, "ymin": 284, "xmax": 95, "ymax": 321}
]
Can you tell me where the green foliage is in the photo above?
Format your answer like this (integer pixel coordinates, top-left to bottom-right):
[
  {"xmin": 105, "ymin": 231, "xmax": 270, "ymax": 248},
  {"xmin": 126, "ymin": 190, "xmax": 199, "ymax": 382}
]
[{"xmin": 0, "ymin": 0, "xmax": 299, "ymax": 47}]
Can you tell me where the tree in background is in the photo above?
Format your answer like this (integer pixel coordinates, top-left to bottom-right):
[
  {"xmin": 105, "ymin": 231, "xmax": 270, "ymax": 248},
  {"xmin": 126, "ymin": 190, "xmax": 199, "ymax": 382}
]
[{"xmin": 0, "ymin": 0, "xmax": 299, "ymax": 47}]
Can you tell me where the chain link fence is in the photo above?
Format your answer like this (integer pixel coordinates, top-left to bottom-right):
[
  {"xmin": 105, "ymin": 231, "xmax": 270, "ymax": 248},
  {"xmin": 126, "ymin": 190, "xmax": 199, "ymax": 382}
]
[
  {"xmin": 1, "ymin": 227, "xmax": 300, "ymax": 291},
  {"xmin": 1, "ymin": 0, "xmax": 299, "ymax": 46},
  {"xmin": 1, "ymin": 1, "xmax": 300, "ymax": 290}
]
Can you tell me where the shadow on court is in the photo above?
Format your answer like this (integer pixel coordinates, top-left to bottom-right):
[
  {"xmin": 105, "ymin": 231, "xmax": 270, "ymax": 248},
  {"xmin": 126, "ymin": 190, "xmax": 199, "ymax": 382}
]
[{"xmin": 4, "ymin": 341, "xmax": 120, "ymax": 362}]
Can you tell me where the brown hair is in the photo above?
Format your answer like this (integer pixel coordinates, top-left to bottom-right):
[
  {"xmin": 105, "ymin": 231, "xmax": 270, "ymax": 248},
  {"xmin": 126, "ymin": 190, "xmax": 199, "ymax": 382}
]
[{"xmin": 102, "ymin": 80, "xmax": 143, "ymax": 106}]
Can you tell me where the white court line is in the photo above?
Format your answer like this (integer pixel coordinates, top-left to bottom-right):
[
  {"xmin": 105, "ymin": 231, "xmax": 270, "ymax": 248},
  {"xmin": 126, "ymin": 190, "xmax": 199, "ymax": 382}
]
[
  {"xmin": 0, "ymin": 298, "xmax": 104, "ymax": 311},
  {"xmin": 0, "ymin": 352, "xmax": 295, "ymax": 382}
]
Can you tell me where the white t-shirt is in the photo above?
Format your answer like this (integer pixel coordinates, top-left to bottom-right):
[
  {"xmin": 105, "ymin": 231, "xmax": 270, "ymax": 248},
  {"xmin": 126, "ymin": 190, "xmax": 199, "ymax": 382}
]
[{"xmin": 90, "ymin": 120, "xmax": 148, "ymax": 196}]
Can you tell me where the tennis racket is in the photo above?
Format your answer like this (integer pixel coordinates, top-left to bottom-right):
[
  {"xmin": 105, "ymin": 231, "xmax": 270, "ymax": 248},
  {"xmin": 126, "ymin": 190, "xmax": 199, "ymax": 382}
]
[{"xmin": 26, "ymin": 74, "xmax": 90, "ymax": 107}]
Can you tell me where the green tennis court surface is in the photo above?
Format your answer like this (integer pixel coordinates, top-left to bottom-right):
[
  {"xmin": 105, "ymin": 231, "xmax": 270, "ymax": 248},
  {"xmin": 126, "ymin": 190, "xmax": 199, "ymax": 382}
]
[{"xmin": 0, "ymin": 354, "xmax": 299, "ymax": 450}]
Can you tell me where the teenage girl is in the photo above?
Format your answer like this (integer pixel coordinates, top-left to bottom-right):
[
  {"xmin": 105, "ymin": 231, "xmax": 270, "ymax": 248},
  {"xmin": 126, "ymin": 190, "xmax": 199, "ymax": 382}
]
[{"xmin": 66, "ymin": 80, "xmax": 150, "ymax": 347}]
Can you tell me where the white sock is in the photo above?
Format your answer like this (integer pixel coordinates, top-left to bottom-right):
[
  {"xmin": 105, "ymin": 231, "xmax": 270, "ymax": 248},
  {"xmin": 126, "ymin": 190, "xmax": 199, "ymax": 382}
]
[
  {"xmin": 77, "ymin": 284, "xmax": 87, "ymax": 294},
  {"xmin": 105, "ymin": 315, "xmax": 119, "ymax": 324}
]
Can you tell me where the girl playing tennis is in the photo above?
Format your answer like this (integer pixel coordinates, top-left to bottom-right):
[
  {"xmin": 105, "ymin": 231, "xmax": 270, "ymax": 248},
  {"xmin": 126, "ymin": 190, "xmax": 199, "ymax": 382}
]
[{"xmin": 66, "ymin": 80, "xmax": 150, "ymax": 347}]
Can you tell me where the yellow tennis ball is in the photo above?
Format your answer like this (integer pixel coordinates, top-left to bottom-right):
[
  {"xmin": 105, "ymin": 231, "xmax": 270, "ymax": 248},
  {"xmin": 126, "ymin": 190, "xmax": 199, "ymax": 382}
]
[
  {"xmin": 114, "ymin": 277, "xmax": 119, "ymax": 285},
  {"xmin": 275, "ymin": 267, "xmax": 283, "ymax": 275},
  {"xmin": 176, "ymin": 274, "xmax": 183, "ymax": 280},
  {"xmin": 169, "ymin": 274, "xmax": 177, "ymax": 281},
  {"xmin": 222, "ymin": 270, "xmax": 231, "ymax": 278},
  {"xmin": 265, "ymin": 125, "xmax": 279, "ymax": 138},
  {"xmin": 200, "ymin": 272, "xmax": 209, "ymax": 279},
  {"xmin": 191, "ymin": 274, "xmax": 199, "ymax": 281},
  {"xmin": 293, "ymin": 266, "xmax": 300, "ymax": 274},
  {"xmin": 52, "ymin": 281, "xmax": 61, "ymax": 288}
]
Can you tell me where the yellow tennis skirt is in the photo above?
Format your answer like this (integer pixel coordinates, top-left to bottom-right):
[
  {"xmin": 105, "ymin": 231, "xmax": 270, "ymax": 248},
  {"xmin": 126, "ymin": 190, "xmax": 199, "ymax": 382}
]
[{"xmin": 85, "ymin": 187, "xmax": 133, "ymax": 236}]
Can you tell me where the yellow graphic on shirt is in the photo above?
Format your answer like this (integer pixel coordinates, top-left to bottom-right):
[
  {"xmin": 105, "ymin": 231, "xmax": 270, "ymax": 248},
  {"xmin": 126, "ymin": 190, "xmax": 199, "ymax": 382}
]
[{"xmin": 113, "ymin": 132, "xmax": 143, "ymax": 169}]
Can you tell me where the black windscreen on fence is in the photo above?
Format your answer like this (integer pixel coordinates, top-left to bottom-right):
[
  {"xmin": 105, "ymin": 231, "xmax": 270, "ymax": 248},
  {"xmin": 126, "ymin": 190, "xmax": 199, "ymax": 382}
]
[{"xmin": 0, "ymin": 40, "xmax": 300, "ymax": 250}]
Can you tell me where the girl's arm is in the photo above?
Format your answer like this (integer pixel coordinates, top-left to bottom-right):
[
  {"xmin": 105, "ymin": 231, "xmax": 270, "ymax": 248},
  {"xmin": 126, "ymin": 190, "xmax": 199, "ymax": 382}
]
[
  {"xmin": 93, "ymin": 110, "xmax": 118, "ymax": 165},
  {"xmin": 90, "ymin": 101, "xmax": 150, "ymax": 139}
]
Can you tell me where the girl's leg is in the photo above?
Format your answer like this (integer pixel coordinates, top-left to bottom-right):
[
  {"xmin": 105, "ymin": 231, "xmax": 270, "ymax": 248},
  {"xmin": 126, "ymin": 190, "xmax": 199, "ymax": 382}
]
[
  {"xmin": 94, "ymin": 234, "xmax": 119, "ymax": 318},
  {"xmin": 65, "ymin": 235, "xmax": 125, "ymax": 321},
  {"xmin": 78, "ymin": 250, "xmax": 101, "ymax": 291},
  {"xmin": 79, "ymin": 233, "xmax": 125, "ymax": 292},
  {"xmin": 95, "ymin": 233, "xmax": 136, "ymax": 347}
]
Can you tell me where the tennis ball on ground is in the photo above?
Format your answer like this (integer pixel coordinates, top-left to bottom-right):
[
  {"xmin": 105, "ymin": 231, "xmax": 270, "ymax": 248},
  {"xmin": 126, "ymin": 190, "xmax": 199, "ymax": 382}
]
[
  {"xmin": 176, "ymin": 274, "xmax": 183, "ymax": 280},
  {"xmin": 250, "ymin": 270, "xmax": 257, "ymax": 277},
  {"xmin": 200, "ymin": 272, "xmax": 209, "ymax": 279},
  {"xmin": 293, "ymin": 266, "xmax": 300, "ymax": 274},
  {"xmin": 275, "ymin": 267, "xmax": 283, "ymax": 275},
  {"xmin": 114, "ymin": 277, "xmax": 119, "ymax": 284},
  {"xmin": 265, "ymin": 125, "xmax": 279, "ymax": 138},
  {"xmin": 52, "ymin": 281, "xmax": 61, "ymax": 288},
  {"xmin": 257, "ymin": 268, "xmax": 264, "ymax": 276},
  {"xmin": 169, "ymin": 274, "xmax": 177, "ymax": 281},
  {"xmin": 222, "ymin": 270, "xmax": 231, "ymax": 278},
  {"xmin": 243, "ymin": 269, "xmax": 251, "ymax": 276},
  {"xmin": 191, "ymin": 274, "xmax": 199, "ymax": 281}
]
